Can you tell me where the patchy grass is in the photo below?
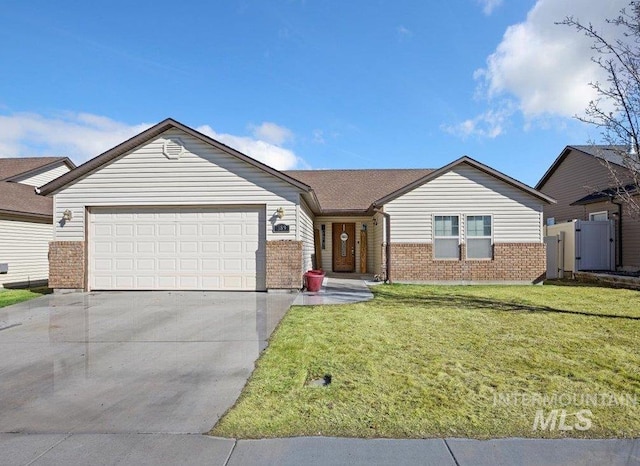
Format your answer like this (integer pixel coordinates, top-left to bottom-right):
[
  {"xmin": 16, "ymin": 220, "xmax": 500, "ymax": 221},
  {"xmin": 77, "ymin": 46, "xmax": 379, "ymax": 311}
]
[
  {"xmin": 0, "ymin": 287, "xmax": 51, "ymax": 308},
  {"xmin": 211, "ymin": 284, "xmax": 640, "ymax": 439}
]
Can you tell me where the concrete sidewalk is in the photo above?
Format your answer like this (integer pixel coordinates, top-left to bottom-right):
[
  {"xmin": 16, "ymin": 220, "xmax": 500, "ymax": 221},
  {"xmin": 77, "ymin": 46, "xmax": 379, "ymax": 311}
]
[
  {"xmin": 293, "ymin": 276, "xmax": 374, "ymax": 305},
  {"xmin": 3, "ymin": 434, "xmax": 638, "ymax": 466}
]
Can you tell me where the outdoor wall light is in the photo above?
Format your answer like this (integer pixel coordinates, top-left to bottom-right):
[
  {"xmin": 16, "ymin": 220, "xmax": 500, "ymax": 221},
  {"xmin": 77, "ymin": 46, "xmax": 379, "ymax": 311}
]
[
  {"xmin": 276, "ymin": 207, "xmax": 285, "ymax": 219},
  {"xmin": 63, "ymin": 209, "xmax": 73, "ymax": 221}
]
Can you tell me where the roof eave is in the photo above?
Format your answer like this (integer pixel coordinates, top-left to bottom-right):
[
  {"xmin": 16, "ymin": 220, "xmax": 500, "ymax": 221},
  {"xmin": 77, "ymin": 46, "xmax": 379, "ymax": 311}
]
[
  {"xmin": 38, "ymin": 118, "xmax": 312, "ymax": 196},
  {"xmin": 375, "ymin": 156, "xmax": 556, "ymax": 206},
  {"xmin": 317, "ymin": 209, "xmax": 372, "ymax": 217},
  {"xmin": 2, "ymin": 157, "xmax": 77, "ymax": 183},
  {"xmin": 0, "ymin": 209, "xmax": 52, "ymax": 220}
]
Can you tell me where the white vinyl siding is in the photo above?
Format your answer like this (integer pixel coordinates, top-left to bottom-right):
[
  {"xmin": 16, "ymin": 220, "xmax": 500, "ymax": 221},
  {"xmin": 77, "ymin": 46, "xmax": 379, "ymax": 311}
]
[
  {"xmin": 0, "ymin": 218, "xmax": 51, "ymax": 287},
  {"xmin": 14, "ymin": 163, "xmax": 71, "ymax": 187},
  {"xmin": 299, "ymin": 198, "xmax": 315, "ymax": 271},
  {"xmin": 53, "ymin": 129, "xmax": 303, "ymax": 242},
  {"xmin": 313, "ymin": 216, "xmax": 374, "ymax": 273},
  {"xmin": 384, "ymin": 164, "xmax": 544, "ymax": 243}
]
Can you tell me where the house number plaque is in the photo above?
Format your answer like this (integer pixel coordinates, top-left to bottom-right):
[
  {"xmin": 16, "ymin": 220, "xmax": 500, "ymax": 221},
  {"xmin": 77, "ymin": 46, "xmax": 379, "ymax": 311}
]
[{"xmin": 273, "ymin": 224, "xmax": 290, "ymax": 233}]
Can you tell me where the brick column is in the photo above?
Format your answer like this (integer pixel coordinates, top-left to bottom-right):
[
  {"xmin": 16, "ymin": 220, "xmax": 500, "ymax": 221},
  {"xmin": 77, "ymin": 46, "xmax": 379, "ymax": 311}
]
[
  {"xmin": 49, "ymin": 241, "xmax": 85, "ymax": 289},
  {"xmin": 266, "ymin": 240, "xmax": 303, "ymax": 289}
]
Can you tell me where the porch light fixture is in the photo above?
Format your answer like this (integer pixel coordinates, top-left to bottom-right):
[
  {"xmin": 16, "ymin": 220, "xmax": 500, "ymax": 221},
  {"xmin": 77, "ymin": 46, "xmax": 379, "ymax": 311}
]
[
  {"xmin": 63, "ymin": 209, "xmax": 73, "ymax": 221},
  {"xmin": 276, "ymin": 207, "xmax": 285, "ymax": 219}
]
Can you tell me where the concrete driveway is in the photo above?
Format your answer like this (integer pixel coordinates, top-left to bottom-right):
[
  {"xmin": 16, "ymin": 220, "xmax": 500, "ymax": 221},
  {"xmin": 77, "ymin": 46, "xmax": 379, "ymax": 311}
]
[{"xmin": 0, "ymin": 291, "xmax": 295, "ymax": 434}]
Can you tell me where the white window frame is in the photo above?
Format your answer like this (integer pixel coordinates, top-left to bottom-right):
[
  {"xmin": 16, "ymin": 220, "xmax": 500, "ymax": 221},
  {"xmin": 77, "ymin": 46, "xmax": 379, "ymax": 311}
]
[
  {"xmin": 433, "ymin": 214, "xmax": 460, "ymax": 260},
  {"xmin": 465, "ymin": 214, "xmax": 493, "ymax": 260},
  {"xmin": 588, "ymin": 211, "xmax": 608, "ymax": 221}
]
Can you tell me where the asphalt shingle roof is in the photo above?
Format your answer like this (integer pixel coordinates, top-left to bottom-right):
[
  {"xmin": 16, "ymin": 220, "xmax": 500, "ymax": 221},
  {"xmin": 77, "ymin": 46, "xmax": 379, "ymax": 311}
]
[
  {"xmin": 0, "ymin": 181, "xmax": 52, "ymax": 218},
  {"xmin": 0, "ymin": 157, "xmax": 72, "ymax": 218},
  {"xmin": 284, "ymin": 169, "xmax": 434, "ymax": 212},
  {"xmin": 0, "ymin": 157, "xmax": 68, "ymax": 181}
]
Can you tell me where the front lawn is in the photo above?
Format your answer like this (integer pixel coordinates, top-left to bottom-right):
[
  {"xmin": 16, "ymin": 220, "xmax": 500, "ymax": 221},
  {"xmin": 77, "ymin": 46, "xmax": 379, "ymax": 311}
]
[
  {"xmin": 0, "ymin": 287, "xmax": 51, "ymax": 308},
  {"xmin": 212, "ymin": 284, "xmax": 640, "ymax": 439}
]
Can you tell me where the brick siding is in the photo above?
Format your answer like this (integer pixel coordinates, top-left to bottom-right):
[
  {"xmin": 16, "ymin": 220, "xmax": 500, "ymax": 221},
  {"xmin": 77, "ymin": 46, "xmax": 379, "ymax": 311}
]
[
  {"xmin": 389, "ymin": 242, "xmax": 545, "ymax": 283},
  {"xmin": 49, "ymin": 241, "xmax": 85, "ymax": 289},
  {"xmin": 266, "ymin": 240, "xmax": 303, "ymax": 289}
]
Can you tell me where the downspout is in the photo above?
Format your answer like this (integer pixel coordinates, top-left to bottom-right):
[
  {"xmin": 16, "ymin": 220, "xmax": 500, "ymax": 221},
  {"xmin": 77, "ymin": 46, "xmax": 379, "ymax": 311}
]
[
  {"xmin": 373, "ymin": 208, "xmax": 391, "ymax": 284},
  {"xmin": 612, "ymin": 199, "xmax": 623, "ymax": 269}
]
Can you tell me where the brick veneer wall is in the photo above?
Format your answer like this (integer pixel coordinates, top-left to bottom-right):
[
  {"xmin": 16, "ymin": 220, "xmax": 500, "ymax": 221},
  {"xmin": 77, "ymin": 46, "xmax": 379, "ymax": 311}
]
[
  {"xmin": 266, "ymin": 240, "xmax": 303, "ymax": 289},
  {"xmin": 49, "ymin": 241, "xmax": 85, "ymax": 289},
  {"xmin": 390, "ymin": 242, "xmax": 545, "ymax": 282}
]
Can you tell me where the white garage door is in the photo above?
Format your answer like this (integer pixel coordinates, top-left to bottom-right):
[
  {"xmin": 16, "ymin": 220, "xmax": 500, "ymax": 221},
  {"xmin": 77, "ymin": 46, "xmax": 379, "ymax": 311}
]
[{"xmin": 89, "ymin": 206, "xmax": 266, "ymax": 290}]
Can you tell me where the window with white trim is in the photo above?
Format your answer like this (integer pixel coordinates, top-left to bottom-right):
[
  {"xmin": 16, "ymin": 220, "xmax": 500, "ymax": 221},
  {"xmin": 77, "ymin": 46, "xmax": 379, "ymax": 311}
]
[
  {"xmin": 466, "ymin": 215, "xmax": 492, "ymax": 259},
  {"xmin": 433, "ymin": 215, "xmax": 460, "ymax": 259},
  {"xmin": 589, "ymin": 211, "xmax": 608, "ymax": 221}
]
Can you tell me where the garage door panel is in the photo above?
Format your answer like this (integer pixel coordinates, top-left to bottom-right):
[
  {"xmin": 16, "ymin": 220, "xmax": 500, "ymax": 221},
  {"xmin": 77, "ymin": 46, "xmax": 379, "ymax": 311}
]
[
  {"xmin": 90, "ymin": 206, "xmax": 266, "ymax": 290},
  {"xmin": 136, "ymin": 224, "xmax": 155, "ymax": 236},
  {"xmin": 137, "ymin": 242, "xmax": 155, "ymax": 254},
  {"xmin": 158, "ymin": 242, "xmax": 176, "ymax": 253},
  {"xmin": 179, "ymin": 224, "xmax": 198, "ymax": 236},
  {"xmin": 180, "ymin": 242, "xmax": 198, "ymax": 253}
]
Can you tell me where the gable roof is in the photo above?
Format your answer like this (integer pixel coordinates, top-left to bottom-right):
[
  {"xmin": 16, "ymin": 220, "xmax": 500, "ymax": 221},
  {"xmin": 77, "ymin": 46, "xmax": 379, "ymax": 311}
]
[
  {"xmin": 38, "ymin": 118, "xmax": 312, "ymax": 196},
  {"xmin": 535, "ymin": 145, "xmax": 630, "ymax": 190},
  {"xmin": 373, "ymin": 156, "xmax": 555, "ymax": 206},
  {"xmin": 0, "ymin": 156, "xmax": 75, "ymax": 219},
  {"xmin": 0, "ymin": 181, "xmax": 52, "ymax": 219},
  {"xmin": 284, "ymin": 169, "xmax": 433, "ymax": 214},
  {"xmin": 0, "ymin": 157, "xmax": 75, "ymax": 182}
]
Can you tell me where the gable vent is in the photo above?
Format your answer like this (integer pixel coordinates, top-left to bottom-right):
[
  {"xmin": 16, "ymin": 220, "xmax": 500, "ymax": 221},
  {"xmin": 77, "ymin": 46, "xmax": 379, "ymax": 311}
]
[{"xmin": 163, "ymin": 138, "xmax": 185, "ymax": 160}]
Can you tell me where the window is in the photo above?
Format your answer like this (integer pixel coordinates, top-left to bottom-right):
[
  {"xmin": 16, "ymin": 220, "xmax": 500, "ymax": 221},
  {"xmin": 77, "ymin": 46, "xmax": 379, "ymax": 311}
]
[
  {"xmin": 589, "ymin": 211, "xmax": 608, "ymax": 221},
  {"xmin": 434, "ymin": 215, "xmax": 460, "ymax": 259},
  {"xmin": 466, "ymin": 215, "xmax": 492, "ymax": 259}
]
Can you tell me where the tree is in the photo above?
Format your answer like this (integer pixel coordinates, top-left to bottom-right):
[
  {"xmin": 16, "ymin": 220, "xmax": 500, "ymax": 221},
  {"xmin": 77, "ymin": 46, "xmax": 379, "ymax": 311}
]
[{"xmin": 560, "ymin": 2, "xmax": 640, "ymax": 216}]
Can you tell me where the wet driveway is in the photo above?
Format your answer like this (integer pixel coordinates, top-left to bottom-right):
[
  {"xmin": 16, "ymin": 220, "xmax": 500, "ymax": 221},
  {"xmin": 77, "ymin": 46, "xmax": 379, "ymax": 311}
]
[{"xmin": 0, "ymin": 291, "xmax": 296, "ymax": 434}]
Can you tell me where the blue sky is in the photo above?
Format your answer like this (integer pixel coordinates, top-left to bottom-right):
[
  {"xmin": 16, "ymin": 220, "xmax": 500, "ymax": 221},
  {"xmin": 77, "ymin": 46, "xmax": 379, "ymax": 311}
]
[{"xmin": 0, "ymin": 0, "xmax": 629, "ymax": 186}]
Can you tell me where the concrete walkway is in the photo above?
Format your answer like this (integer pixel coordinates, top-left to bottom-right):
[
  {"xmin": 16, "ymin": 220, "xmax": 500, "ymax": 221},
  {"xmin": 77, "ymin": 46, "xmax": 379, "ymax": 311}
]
[
  {"xmin": 293, "ymin": 276, "xmax": 374, "ymax": 305},
  {"xmin": 2, "ymin": 434, "xmax": 638, "ymax": 465}
]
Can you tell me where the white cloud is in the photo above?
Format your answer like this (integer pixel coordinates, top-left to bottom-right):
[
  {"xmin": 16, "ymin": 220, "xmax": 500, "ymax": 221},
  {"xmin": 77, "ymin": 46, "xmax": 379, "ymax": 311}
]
[
  {"xmin": 478, "ymin": 0, "xmax": 627, "ymax": 118},
  {"xmin": 0, "ymin": 112, "xmax": 305, "ymax": 170},
  {"xmin": 250, "ymin": 122, "xmax": 294, "ymax": 145},
  {"xmin": 0, "ymin": 112, "xmax": 151, "ymax": 162},
  {"xmin": 197, "ymin": 125, "xmax": 302, "ymax": 170},
  {"xmin": 312, "ymin": 129, "xmax": 325, "ymax": 144},
  {"xmin": 445, "ymin": 0, "xmax": 628, "ymax": 139},
  {"xmin": 478, "ymin": 0, "xmax": 503, "ymax": 16},
  {"xmin": 396, "ymin": 25, "xmax": 413, "ymax": 39},
  {"xmin": 442, "ymin": 104, "xmax": 514, "ymax": 139}
]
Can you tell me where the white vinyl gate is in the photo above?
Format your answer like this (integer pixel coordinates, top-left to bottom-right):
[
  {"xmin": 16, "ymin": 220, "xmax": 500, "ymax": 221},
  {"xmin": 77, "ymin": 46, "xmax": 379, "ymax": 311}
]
[
  {"xmin": 575, "ymin": 220, "xmax": 615, "ymax": 271},
  {"xmin": 545, "ymin": 220, "xmax": 615, "ymax": 278}
]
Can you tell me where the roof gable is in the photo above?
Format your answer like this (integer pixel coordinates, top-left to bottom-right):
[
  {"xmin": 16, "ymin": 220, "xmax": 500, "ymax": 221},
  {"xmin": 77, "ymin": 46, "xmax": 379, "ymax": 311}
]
[
  {"xmin": 0, "ymin": 157, "xmax": 75, "ymax": 181},
  {"xmin": 536, "ymin": 145, "xmax": 630, "ymax": 190},
  {"xmin": 38, "ymin": 118, "xmax": 312, "ymax": 196},
  {"xmin": 375, "ymin": 156, "xmax": 555, "ymax": 206}
]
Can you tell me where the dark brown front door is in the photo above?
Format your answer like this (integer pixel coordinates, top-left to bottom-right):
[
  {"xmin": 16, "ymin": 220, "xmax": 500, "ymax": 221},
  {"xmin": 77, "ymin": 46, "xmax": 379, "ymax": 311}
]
[{"xmin": 332, "ymin": 223, "xmax": 356, "ymax": 272}]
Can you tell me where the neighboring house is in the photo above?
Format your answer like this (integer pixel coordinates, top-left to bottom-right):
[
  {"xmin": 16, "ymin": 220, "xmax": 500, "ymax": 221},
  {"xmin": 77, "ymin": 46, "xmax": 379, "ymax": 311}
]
[
  {"xmin": 38, "ymin": 118, "xmax": 553, "ymax": 292},
  {"xmin": 0, "ymin": 157, "xmax": 75, "ymax": 288},
  {"xmin": 536, "ymin": 145, "xmax": 640, "ymax": 269}
]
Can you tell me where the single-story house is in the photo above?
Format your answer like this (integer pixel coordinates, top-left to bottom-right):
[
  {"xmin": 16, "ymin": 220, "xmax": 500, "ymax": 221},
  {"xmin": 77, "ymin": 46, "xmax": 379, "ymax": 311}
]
[
  {"xmin": 38, "ymin": 118, "xmax": 553, "ymax": 291},
  {"xmin": 536, "ymin": 145, "xmax": 640, "ymax": 269},
  {"xmin": 0, "ymin": 157, "xmax": 75, "ymax": 287}
]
